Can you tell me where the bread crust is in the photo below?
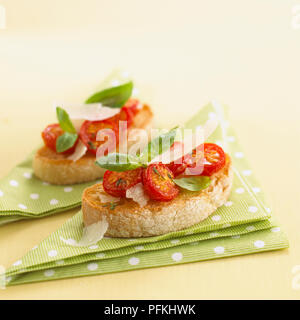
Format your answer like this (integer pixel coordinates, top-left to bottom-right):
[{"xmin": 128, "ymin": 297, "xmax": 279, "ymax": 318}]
[
  {"xmin": 33, "ymin": 105, "xmax": 153, "ymax": 185},
  {"xmin": 82, "ymin": 156, "xmax": 233, "ymax": 237}
]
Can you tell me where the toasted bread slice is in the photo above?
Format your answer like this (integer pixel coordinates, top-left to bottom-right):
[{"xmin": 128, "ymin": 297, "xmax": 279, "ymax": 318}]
[
  {"xmin": 33, "ymin": 105, "xmax": 153, "ymax": 185},
  {"xmin": 82, "ymin": 155, "xmax": 233, "ymax": 237}
]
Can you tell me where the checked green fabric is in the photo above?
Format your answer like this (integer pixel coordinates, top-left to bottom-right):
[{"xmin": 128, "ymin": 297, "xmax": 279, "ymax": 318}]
[{"xmin": 3, "ymin": 101, "xmax": 288, "ymax": 286}]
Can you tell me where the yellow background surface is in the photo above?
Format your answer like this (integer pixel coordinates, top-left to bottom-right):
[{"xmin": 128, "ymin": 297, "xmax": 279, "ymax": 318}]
[{"xmin": 0, "ymin": 0, "xmax": 300, "ymax": 299}]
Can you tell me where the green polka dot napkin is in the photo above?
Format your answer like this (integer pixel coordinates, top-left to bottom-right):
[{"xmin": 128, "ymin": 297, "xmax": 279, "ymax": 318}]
[
  {"xmin": 5, "ymin": 226, "xmax": 287, "ymax": 286},
  {"xmin": 4, "ymin": 101, "xmax": 288, "ymax": 286},
  {"xmin": 0, "ymin": 154, "xmax": 96, "ymax": 225}
]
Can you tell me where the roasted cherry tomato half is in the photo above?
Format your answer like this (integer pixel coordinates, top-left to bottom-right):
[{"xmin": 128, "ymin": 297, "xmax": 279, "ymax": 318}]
[
  {"xmin": 186, "ymin": 143, "xmax": 226, "ymax": 176},
  {"xmin": 79, "ymin": 119, "xmax": 119, "ymax": 155},
  {"xmin": 111, "ymin": 98, "xmax": 140, "ymax": 129},
  {"xmin": 166, "ymin": 142, "xmax": 192, "ymax": 177},
  {"xmin": 41, "ymin": 123, "xmax": 78, "ymax": 155},
  {"xmin": 142, "ymin": 163, "xmax": 179, "ymax": 202},
  {"xmin": 103, "ymin": 168, "xmax": 143, "ymax": 197},
  {"xmin": 123, "ymin": 98, "xmax": 140, "ymax": 116},
  {"xmin": 167, "ymin": 156, "xmax": 191, "ymax": 177},
  {"xmin": 118, "ymin": 107, "xmax": 133, "ymax": 128}
]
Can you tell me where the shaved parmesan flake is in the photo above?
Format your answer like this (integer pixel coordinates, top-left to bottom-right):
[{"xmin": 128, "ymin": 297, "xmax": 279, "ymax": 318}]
[
  {"xmin": 55, "ymin": 102, "xmax": 121, "ymax": 122},
  {"xmin": 79, "ymin": 220, "xmax": 108, "ymax": 246},
  {"xmin": 126, "ymin": 183, "xmax": 149, "ymax": 207},
  {"xmin": 69, "ymin": 103, "xmax": 120, "ymax": 121},
  {"xmin": 67, "ymin": 140, "xmax": 87, "ymax": 162},
  {"xmin": 99, "ymin": 193, "xmax": 120, "ymax": 203},
  {"xmin": 59, "ymin": 219, "xmax": 108, "ymax": 247}
]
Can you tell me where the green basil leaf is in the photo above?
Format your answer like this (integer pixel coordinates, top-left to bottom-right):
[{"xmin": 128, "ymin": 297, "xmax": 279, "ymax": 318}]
[
  {"xmin": 85, "ymin": 81, "xmax": 133, "ymax": 108},
  {"xmin": 173, "ymin": 176, "xmax": 211, "ymax": 191},
  {"xmin": 139, "ymin": 126, "xmax": 178, "ymax": 163},
  {"xmin": 56, "ymin": 132, "xmax": 78, "ymax": 153},
  {"xmin": 95, "ymin": 153, "xmax": 143, "ymax": 172},
  {"xmin": 56, "ymin": 107, "xmax": 76, "ymax": 133}
]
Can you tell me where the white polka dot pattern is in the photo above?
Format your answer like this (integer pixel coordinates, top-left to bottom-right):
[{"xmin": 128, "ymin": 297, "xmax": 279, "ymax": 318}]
[
  {"xmin": 9, "ymin": 180, "xmax": 18, "ymax": 187},
  {"xmin": 248, "ymin": 206, "xmax": 258, "ymax": 213},
  {"xmin": 172, "ymin": 252, "xmax": 183, "ymax": 262},
  {"xmin": 254, "ymin": 240, "xmax": 265, "ymax": 248},
  {"xmin": 212, "ymin": 215, "xmax": 221, "ymax": 221},
  {"xmin": 128, "ymin": 257, "xmax": 140, "ymax": 265},
  {"xmin": 48, "ymin": 250, "xmax": 57, "ymax": 257},
  {"xmin": 44, "ymin": 269, "xmax": 55, "ymax": 277},
  {"xmin": 214, "ymin": 246, "xmax": 225, "ymax": 254},
  {"xmin": 50, "ymin": 199, "xmax": 59, "ymax": 205},
  {"xmin": 87, "ymin": 263, "xmax": 98, "ymax": 271}
]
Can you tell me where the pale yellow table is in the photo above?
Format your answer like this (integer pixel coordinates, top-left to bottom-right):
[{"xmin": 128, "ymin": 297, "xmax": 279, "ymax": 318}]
[{"xmin": 0, "ymin": 0, "xmax": 300, "ymax": 299}]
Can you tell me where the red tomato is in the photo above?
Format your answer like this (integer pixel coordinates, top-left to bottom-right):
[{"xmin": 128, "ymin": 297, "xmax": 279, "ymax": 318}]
[
  {"xmin": 142, "ymin": 163, "xmax": 179, "ymax": 202},
  {"xmin": 186, "ymin": 143, "xmax": 226, "ymax": 176},
  {"xmin": 103, "ymin": 168, "xmax": 143, "ymax": 197},
  {"xmin": 166, "ymin": 142, "xmax": 192, "ymax": 177},
  {"xmin": 79, "ymin": 119, "xmax": 119, "ymax": 155},
  {"xmin": 167, "ymin": 156, "xmax": 191, "ymax": 177},
  {"xmin": 123, "ymin": 98, "xmax": 139, "ymax": 116},
  {"xmin": 41, "ymin": 123, "xmax": 77, "ymax": 154},
  {"xmin": 111, "ymin": 98, "xmax": 140, "ymax": 129},
  {"xmin": 118, "ymin": 107, "xmax": 133, "ymax": 128}
]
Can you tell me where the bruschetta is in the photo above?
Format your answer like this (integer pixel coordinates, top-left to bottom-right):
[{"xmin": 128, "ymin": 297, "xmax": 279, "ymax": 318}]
[
  {"xmin": 82, "ymin": 132, "xmax": 233, "ymax": 237},
  {"xmin": 33, "ymin": 82, "xmax": 154, "ymax": 185}
]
